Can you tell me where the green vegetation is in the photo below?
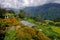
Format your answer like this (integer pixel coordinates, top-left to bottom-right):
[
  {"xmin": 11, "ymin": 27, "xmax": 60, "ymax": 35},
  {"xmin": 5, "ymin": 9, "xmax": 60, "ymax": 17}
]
[
  {"xmin": 4, "ymin": 30, "xmax": 16, "ymax": 40},
  {"xmin": 0, "ymin": 8, "xmax": 60, "ymax": 40},
  {"xmin": 0, "ymin": 8, "xmax": 6, "ymax": 18},
  {"xmin": 51, "ymin": 27, "xmax": 60, "ymax": 34}
]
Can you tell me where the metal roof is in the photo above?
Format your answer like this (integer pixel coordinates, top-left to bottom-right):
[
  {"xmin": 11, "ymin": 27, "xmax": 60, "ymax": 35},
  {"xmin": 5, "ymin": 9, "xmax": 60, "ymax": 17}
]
[{"xmin": 21, "ymin": 20, "xmax": 35, "ymax": 27}]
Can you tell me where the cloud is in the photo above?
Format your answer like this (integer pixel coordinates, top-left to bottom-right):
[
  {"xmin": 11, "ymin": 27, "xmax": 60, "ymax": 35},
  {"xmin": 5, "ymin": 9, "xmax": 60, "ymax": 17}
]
[
  {"xmin": 46, "ymin": 0, "xmax": 60, "ymax": 3},
  {"xmin": 53, "ymin": 0, "xmax": 60, "ymax": 3},
  {"xmin": 0, "ymin": 0, "xmax": 60, "ymax": 9}
]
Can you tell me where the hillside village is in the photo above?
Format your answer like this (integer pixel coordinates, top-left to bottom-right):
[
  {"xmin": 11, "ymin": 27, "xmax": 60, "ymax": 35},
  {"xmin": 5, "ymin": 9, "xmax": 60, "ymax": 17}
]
[{"xmin": 0, "ymin": 8, "xmax": 60, "ymax": 40}]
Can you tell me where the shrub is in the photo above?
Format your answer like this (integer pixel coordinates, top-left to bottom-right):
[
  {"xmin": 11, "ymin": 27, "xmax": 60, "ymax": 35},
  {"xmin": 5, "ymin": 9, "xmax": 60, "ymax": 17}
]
[
  {"xmin": 4, "ymin": 18, "xmax": 12, "ymax": 27},
  {"xmin": 1, "ymin": 21, "xmax": 6, "ymax": 29},
  {"xmin": 4, "ymin": 30, "xmax": 16, "ymax": 40},
  {"xmin": 16, "ymin": 26, "xmax": 51, "ymax": 40},
  {"xmin": 54, "ymin": 17, "xmax": 60, "ymax": 22},
  {"xmin": 11, "ymin": 18, "xmax": 20, "ymax": 26},
  {"xmin": 55, "ymin": 23, "xmax": 60, "ymax": 27},
  {"xmin": 4, "ymin": 18, "xmax": 20, "ymax": 27},
  {"xmin": 48, "ymin": 22, "xmax": 55, "ymax": 26},
  {"xmin": 0, "ymin": 18, "xmax": 6, "ymax": 30},
  {"xmin": 16, "ymin": 27, "xmax": 36, "ymax": 40},
  {"xmin": 37, "ymin": 31, "xmax": 51, "ymax": 40},
  {"xmin": 0, "ymin": 18, "xmax": 3, "ymax": 24}
]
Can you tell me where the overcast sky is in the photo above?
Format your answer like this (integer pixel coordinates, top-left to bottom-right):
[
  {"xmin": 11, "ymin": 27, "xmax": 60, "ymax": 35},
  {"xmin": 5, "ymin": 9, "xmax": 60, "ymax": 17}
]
[{"xmin": 0, "ymin": 0, "xmax": 60, "ymax": 9}]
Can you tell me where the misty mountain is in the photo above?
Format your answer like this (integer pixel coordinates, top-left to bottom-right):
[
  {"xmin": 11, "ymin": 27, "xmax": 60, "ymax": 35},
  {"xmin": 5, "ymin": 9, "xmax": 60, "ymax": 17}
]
[{"xmin": 24, "ymin": 3, "xmax": 60, "ymax": 20}]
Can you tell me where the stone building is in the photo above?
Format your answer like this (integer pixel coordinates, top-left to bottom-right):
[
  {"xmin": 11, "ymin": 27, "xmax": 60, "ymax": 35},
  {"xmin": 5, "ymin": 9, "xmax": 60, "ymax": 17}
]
[{"xmin": 4, "ymin": 13, "xmax": 14, "ymax": 18}]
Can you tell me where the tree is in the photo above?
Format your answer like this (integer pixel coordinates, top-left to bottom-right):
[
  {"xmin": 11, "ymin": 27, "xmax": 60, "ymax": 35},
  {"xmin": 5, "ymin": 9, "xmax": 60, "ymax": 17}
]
[
  {"xmin": 6, "ymin": 10, "xmax": 15, "ymax": 14},
  {"xmin": 19, "ymin": 10, "xmax": 26, "ymax": 19},
  {"xmin": 5, "ymin": 10, "xmax": 15, "ymax": 18},
  {"xmin": 26, "ymin": 12, "xmax": 31, "ymax": 19},
  {"xmin": 54, "ymin": 17, "xmax": 60, "ymax": 22},
  {"xmin": 34, "ymin": 13, "xmax": 41, "ymax": 21},
  {"xmin": 0, "ymin": 8, "xmax": 6, "ymax": 18}
]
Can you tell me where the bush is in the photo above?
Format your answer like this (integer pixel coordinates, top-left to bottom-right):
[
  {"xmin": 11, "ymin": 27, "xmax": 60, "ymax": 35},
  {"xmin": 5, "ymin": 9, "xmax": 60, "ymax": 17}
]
[
  {"xmin": 11, "ymin": 18, "xmax": 20, "ymax": 26},
  {"xmin": 0, "ymin": 18, "xmax": 6, "ymax": 30},
  {"xmin": 48, "ymin": 22, "xmax": 55, "ymax": 26},
  {"xmin": 16, "ymin": 26, "xmax": 51, "ymax": 40},
  {"xmin": 54, "ymin": 17, "xmax": 60, "ymax": 22},
  {"xmin": 16, "ymin": 27, "xmax": 36, "ymax": 40},
  {"xmin": 37, "ymin": 31, "xmax": 51, "ymax": 40},
  {"xmin": 4, "ymin": 30, "xmax": 16, "ymax": 40},
  {"xmin": 55, "ymin": 23, "xmax": 60, "ymax": 27},
  {"xmin": 1, "ymin": 22, "xmax": 6, "ymax": 30},
  {"xmin": 4, "ymin": 18, "xmax": 12, "ymax": 27},
  {"xmin": 4, "ymin": 17, "xmax": 20, "ymax": 27}
]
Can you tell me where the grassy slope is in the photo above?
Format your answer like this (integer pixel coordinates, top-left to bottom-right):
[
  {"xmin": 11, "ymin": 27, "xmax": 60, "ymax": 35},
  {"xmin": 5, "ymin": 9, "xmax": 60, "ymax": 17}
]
[
  {"xmin": 51, "ymin": 26, "xmax": 60, "ymax": 34},
  {"xmin": 26, "ymin": 19, "xmax": 60, "ymax": 34},
  {"xmin": 18, "ymin": 18, "xmax": 60, "ymax": 40}
]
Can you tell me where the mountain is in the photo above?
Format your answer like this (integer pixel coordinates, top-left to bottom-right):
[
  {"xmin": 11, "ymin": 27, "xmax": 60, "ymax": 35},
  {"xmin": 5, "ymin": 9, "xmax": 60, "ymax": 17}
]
[{"xmin": 24, "ymin": 3, "xmax": 60, "ymax": 20}]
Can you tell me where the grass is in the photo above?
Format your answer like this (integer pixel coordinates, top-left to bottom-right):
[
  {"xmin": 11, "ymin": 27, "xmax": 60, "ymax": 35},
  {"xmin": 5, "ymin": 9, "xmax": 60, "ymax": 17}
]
[
  {"xmin": 19, "ymin": 18, "xmax": 60, "ymax": 40},
  {"xmin": 51, "ymin": 26, "xmax": 60, "ymax": 34},
  {"xmin": 4, "ymin": 30, "xmax": 17, "ymax": 40}
]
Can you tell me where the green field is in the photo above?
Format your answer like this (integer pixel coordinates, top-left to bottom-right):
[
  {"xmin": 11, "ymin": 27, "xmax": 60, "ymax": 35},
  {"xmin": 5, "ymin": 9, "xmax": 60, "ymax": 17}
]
[
  {"xmin": 26, "ymin": 19, "xmax": 60, "ymax": 40},
  {"xmin": 51, "ymin": 26, "xmax": 60, "ymax": 34}
]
